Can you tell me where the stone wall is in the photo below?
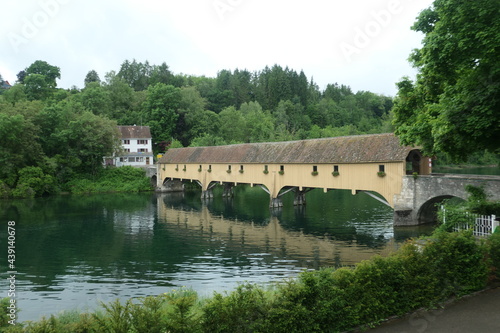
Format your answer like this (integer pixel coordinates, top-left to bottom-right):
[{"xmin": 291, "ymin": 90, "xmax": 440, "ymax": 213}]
[{"xmin": 394, "ymin": 175, "xmax": 500, "ymax": 226}]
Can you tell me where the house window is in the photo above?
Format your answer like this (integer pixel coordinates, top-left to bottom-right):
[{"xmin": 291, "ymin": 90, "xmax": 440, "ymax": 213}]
[
  {"xmin": 128, "ymin": 157, "xmax": 135, "ymax": 162},
  {"xmin": 123, "ymin": 139, "xmax": 130, "ymax": 144},
  {"xmin": 334, "ymin": 165, "xmax": 339, "ymax": 173},
  {"xmin": 264, "ymin": 165, "xmax": 268, "ymax": 172},
  {"xmin": 379, "ymin": 165, "xmax": 385, "ymax": 172},
  {"xmin": 208, "ymin": 165, "xmax": 212, "ymax": 171},
  {"xmin": 138, "ymin": 140, "xmax": 148, "ymax": 145},
  {"xmin": 137, "ymin": 157, "xmax": 144, "ymax": 162},
  {"xmin": 124, "ymin": 149, "xmax": 130, "ymax": 152},
  {"xmin": 240, "ymin": 165, "xmax": 244, "ymax": 172},
  {"xmin": 119, "ymin": 157, "xmax": 125, "ymax": 162},
  {"xmin": 138, "ymin": 148, "xmax": 148, "ymax": 153},
  {"xmin": 313, "ymin": 166, "xmax": 318, "ymax": 172},
  {"xmin": 280, "ymin": 165, "xmax": 284, "ymax": 172}
]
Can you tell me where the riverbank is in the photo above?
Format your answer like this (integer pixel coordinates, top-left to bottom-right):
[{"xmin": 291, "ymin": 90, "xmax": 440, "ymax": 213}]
[{"xmin": 2, "ymin": 230, "xmax": 499, "ymax": 333}]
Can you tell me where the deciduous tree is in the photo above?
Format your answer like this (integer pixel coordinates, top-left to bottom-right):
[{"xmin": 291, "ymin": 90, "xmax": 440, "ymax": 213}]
[{"xmin": 393, "ymin": 0, "xmax": 500, "ymax": 159}]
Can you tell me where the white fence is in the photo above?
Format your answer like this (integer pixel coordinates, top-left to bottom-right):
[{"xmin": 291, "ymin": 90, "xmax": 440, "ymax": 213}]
[{"xmin": 441, "ymin": 208, "xmax": 499, "ymax": 237}]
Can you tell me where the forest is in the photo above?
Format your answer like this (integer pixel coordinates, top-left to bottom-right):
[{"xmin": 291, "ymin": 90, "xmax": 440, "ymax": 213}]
[{"xmin": 0, "ymin": 59, "xmax": 396, "ymax": 197}]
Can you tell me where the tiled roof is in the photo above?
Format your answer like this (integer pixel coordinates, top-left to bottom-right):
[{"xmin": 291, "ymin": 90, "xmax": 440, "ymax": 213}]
[
  {"xmin": 118, "ymin": 126, "xmax": 151, "ymax": 139},
  {"xmin": 159, "ymin": 133, "xmax": 418, "ymax": 164}
]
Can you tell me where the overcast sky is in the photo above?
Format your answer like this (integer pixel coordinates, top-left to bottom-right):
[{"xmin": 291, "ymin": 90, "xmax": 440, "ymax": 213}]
[{"xmin": 0, "ymin": 0, "xmax": 434, "ymax": 96}]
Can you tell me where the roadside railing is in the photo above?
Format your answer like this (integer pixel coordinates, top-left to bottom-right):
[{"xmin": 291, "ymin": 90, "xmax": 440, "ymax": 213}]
[{"xmin": 441, "ymin": 207, "xmax": 498, "ymax": 237}]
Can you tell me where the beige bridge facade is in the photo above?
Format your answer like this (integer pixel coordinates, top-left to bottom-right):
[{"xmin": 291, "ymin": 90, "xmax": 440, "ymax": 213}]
[{"xmin": 157, "ymin": 134, "xmax": 440, "ymax": 225}]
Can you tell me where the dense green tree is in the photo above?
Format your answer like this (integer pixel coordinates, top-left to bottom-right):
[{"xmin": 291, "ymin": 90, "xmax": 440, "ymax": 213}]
[
  {"xmin": 56, "ymin": 110, "xmax": 121, "ymax": 176},
  {"xmin": 16, "ymin": 70, "xmax": 26, "ymax": 84},
  {"xmin": 240, "ymin": 101, "xmax": 274, "ymax": 142},
  {"xmin": 393, "ymin": 0, "xmax": 500, "ymax": 159},
  {"xmin": 25, "ymin": 60, "xmax": 60, "ymax": 88},
  {"xmin": 2, "ymin": 84, "xmax": 26, "ymax": 105},
  {"xmin": 103, "ymin": 71, "xmax": 137, "ymax": 121},
  {"xmin": 218, "ymin": 106, "xmax": 246, "ymax": 143},
  {"xmin": 118, "ymin": 59, "xmax": 152, "ymax": 91},
  {"xmin": 176, "ymin": 87, "xmax": 210, "ymax": 146},
  {"xmin": 142, "ymin": 83, "xmax": 181, "ymax": 147},
  {"xmin": 84, "ymin": 70, "xmax": 101, "ymax": 86},
  {"xmin": 0, "ymin": 101, "xmax": 44, "ymax": 186},
  {"xmin": 80, "ymin": 82, "xmax": 112, "ymax": 117}
]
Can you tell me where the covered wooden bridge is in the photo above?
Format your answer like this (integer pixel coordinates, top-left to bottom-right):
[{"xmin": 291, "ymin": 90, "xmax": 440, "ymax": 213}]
[{"xmin": 157, "ymin": 133, "xmax": 430, "ymax": 210}]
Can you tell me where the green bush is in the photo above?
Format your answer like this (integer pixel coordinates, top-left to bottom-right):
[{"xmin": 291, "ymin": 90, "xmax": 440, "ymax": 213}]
[
  {"xmin": 202, "ymin": 284, "xmax": 271, "ymax": 333},
  {"xmin": 66, "ymin": 167, "xmax": 152, "ymax": 194},
  {"xmin": 486, "ymin": 232, "xmax": 500, "ymax": 278}
]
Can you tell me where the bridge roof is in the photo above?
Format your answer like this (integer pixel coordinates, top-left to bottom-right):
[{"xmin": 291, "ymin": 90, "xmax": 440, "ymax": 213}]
[{"xmin": 158, "ymin": 133, "xmax": 417, "ymax": 164}]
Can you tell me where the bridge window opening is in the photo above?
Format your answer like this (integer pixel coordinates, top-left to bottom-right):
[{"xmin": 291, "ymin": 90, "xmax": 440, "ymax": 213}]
[{"xmin": 379, "ymin": 165, "xmax": 385, "ymax": 172}]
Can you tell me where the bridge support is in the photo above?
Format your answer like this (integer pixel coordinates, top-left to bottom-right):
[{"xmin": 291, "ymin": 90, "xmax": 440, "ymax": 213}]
[
  {"xmin": 393, "ymin": 175, "xmax": 500, "ymax": 226},
  {"xmin": 157, "ymin": 179, "xmax": 184, "ymax": 192},
  {"xmin": 222, "ymin": 183, "xmax": 234, "ymax": 198},
  {"xmin": 293, "ymin": 188, "xmax": 312, "ymax": 206},
  {"xmin": 201, "ymin": 182, "xmax": 217, "ymax": 200}
]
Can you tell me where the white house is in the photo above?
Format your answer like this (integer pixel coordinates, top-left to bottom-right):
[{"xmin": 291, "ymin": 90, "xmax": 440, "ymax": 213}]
[{"xmin": 105, "ymin": 126, "xmax": 154, "ymax": 167}]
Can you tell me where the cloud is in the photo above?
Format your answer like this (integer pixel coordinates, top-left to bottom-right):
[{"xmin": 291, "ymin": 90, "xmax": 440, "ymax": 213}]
[{"xmin": 0, "ymin": 0, "xmax": 433, "ymax": 95}]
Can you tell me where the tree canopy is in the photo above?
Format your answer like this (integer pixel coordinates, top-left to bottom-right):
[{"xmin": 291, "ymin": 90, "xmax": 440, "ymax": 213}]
[{"xmin": 392, "ymin": 0, "xmax": 500, "ymax": 160}]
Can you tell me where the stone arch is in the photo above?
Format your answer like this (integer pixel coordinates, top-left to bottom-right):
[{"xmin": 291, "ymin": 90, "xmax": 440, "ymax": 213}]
[
  {"xmin": 150, "ymin": 175, "xmax": 157, "ymax": 187},
  {"xmin": 417, "ymin": 195, "xmax": 466, "ymax": 224}
]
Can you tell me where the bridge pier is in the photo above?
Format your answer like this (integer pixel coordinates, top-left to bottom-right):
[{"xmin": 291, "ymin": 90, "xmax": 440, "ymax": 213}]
[
  {"xmin": 293, "ymin": 188, "xmax": 312, "ymax": 206},
  {"xmin": 270, "ymin": 197, "xmax": 283, "ymax": 208},
  {"xmin": 157, "ymin": 179, "xmax": 184, "ymax": 193},
  {"xmin": 222, "ymin": 183, "xmax": 234, "ymax": 198}
]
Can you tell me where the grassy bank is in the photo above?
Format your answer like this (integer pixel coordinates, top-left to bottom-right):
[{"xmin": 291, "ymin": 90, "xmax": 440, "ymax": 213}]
[
  {"xmin": 65, "ymin": 166, "xmax": 153, "ymax": 194},
  {"xmin": 2, "ymin": 230, "xmax": 499, "ymax": 333}
]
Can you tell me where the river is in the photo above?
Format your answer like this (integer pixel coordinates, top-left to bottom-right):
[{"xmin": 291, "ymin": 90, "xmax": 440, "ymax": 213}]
[{"xmin": 1, "ymin": 186, "xmax": 435, "ymax": 322}]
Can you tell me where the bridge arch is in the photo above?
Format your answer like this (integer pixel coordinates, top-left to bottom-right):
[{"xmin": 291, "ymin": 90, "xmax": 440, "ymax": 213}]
[
  {"xmin": 394, "ymin": 175, "xmax": 500, "ymax": 226},
  {"xmin": 417, "ymin": 195, "xmax": 464, "ymax": 224}
]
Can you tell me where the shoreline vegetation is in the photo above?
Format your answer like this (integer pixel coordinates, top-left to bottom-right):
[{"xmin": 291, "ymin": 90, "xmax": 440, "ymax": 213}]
[{"xmin": 2, "ymin": 229, "xmax": 499, "ymax": 333}]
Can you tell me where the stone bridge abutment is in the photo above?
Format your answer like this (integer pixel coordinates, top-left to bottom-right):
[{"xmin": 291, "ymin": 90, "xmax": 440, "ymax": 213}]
[{"xmin": 393, "ymin": 175, "xmax": 500, "ymax": 226}]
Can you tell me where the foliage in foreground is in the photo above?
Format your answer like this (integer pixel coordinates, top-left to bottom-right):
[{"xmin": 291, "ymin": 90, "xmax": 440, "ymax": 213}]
[{"xmin": 2, "ymin": 230, "xmax": 498, "ymax": 333}]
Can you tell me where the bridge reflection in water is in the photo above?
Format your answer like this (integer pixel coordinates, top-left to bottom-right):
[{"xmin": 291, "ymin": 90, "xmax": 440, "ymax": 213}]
[{"xmin": 157, "ymin": 191, "xmax": 403, "ymax": 271}]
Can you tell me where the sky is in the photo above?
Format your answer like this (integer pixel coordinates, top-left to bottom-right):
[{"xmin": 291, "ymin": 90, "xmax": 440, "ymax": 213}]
[{"xmin": 0, "ymin": 0, "xmax": 435, "ymax": 96}]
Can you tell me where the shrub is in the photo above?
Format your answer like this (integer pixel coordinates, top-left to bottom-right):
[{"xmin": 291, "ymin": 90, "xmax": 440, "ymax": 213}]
[
  {"xmin": 202, "ymin": 284, "xmax": 271, "ymax": 333},
  {"xmin": 486, "ymin": 232, "xmax": 500, "ymax": 278},
  {"xmin": 164, "ymin": 288, "xmax": 201, "ymax": 333}
]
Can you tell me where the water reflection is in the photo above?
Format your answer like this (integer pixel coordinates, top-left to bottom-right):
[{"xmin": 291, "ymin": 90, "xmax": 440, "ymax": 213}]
[{"xmin": 0, "ymin": 189, "xmax": 432, "ymax": 322}]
